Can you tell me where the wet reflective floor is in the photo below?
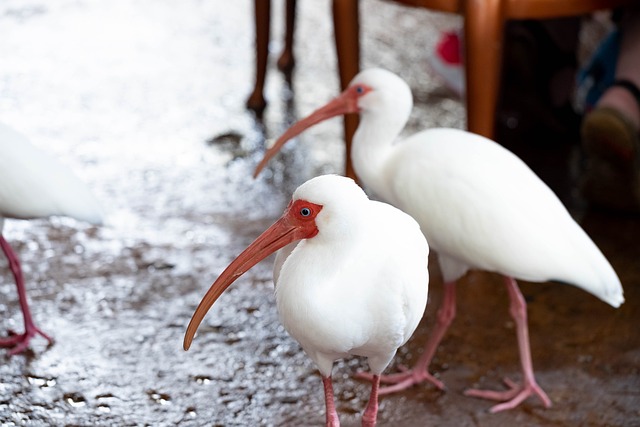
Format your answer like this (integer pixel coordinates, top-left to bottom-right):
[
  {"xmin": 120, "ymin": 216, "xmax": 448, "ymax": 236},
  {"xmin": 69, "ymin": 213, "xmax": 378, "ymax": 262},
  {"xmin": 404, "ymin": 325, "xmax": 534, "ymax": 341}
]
[{"xmin": 0, "ymin": 1, "xmax": 638, "ymax": 426}]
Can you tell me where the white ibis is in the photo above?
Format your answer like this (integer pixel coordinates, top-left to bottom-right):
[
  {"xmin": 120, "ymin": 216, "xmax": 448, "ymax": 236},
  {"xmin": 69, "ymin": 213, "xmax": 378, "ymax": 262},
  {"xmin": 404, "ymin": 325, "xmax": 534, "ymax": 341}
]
[
  {"xmin": 0, "ymin": 123, "xmax": 103, "ymax": 355},
  {"xmin": 253, "ymin": 68, "xmax": 624, "ymax": 413},
  {"xmin": 184, "ymin": 174, "xmax": 429, "ymax": 427}
]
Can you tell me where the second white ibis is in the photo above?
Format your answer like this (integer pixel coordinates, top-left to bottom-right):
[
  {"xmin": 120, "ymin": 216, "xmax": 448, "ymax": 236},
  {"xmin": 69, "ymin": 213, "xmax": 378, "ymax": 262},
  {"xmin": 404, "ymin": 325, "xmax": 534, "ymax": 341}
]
[
  {"xmin": 1, "ymin": 123, "xmax": 103, "ymax": 355},
  {"xmin": 184, "ymin": 174, "xmax": 429, "ymax": 427},
  {"xmin": 253, "ymin": 68, "xmax": 625, "ymax": 413}
]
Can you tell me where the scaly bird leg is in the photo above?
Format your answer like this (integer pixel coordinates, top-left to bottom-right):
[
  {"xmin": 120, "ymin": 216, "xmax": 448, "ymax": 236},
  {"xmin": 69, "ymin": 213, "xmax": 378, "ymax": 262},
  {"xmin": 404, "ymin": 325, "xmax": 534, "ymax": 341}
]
[
  {"xmin": 322, "ymin": 376, "xmax": 340, "ymax": 427},
  {"xmin": 464, "ymin": 277, "xmax": 552, "ymax": 412},
  {"xmin": 356, "ymin": 280, "xmax": 456, "ymax": 394},
  {"xmin": 0, "ymin": 235, "xmax": 53, "ymax": 355},
  {"xmin": 362, "ymin": 374, "xmax": 379, "ymax": 427}
]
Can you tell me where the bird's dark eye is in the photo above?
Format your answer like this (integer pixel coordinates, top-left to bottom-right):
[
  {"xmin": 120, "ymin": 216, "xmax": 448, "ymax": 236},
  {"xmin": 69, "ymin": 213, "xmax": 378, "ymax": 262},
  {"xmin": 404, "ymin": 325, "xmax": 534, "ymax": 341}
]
[
  {"xmin": 300, "ymin": 207, "xmax": 312, "ymax": 217},
  {"xmin": 355, "ymin": 85, "xmax": 365, "ymax": 94},
  {"xmin": 291, "ymin": 200, "xmax": 322, "ymax": 221}
]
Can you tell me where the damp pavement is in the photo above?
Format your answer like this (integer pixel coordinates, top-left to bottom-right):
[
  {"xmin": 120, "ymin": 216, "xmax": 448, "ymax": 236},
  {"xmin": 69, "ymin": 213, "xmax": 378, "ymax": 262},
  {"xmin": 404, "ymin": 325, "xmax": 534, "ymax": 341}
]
[{"xmin": 0, "ymin": 1, "xmax": 638, "ymax": 426}]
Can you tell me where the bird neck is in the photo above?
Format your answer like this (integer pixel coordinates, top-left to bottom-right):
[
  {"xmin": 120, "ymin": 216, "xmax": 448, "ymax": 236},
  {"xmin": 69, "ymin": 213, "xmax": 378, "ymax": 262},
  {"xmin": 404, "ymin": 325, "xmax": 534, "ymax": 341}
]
[{"xmin": 351, "ymin": 110, "xmax": 405, "ymax": 200}]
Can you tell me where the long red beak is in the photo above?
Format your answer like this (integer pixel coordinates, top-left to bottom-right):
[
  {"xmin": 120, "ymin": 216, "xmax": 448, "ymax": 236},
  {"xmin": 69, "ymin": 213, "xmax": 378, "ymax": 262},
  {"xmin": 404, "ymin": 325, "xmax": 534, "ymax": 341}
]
[
  {"xmin": 183, "ymin": 205, "xmax": 318, "ymax": 350},
  {"xmin": 253, "ymin": 87, "xmax": 360, "ymax": 178}
]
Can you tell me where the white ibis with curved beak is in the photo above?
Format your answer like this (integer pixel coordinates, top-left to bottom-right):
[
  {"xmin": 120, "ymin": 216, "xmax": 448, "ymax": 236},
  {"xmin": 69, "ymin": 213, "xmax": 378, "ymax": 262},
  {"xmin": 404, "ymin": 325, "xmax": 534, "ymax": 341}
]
[
  {"xmin": 0, "ymin": 124, "xmax": 103, "ymax": 355},
  {"xmin": 253, "ymin": 68, "xmax": 624, "ymax": 413},
  {"xmin": 184, "ymin": 174, "xmax": 429, "ymax": 427}
]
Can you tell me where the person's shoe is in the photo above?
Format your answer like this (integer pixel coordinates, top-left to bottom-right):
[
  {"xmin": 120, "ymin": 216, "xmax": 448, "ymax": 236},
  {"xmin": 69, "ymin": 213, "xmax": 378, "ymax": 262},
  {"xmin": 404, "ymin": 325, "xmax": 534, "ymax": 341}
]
[{"xmin": 581, "ymin": 80, "xmax": 640, "ymax": 213}]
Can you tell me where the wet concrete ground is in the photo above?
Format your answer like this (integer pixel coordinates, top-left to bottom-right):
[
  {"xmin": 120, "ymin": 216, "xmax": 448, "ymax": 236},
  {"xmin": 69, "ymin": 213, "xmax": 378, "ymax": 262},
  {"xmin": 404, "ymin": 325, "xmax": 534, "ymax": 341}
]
[{"xmin": 0, "ymin": 1, "xmax": 638, "ymax": 425}]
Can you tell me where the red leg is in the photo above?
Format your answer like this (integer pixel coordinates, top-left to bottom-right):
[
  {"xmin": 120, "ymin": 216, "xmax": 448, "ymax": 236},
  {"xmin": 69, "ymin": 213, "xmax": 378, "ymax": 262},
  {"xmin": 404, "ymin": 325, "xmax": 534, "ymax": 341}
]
[
  {"xmin": 362, "ymin": 374, "xmax": 379, "ymax": 427},
  {"xmin": 356, "ymin": 280, "xmax": 456, "ymax": 393},
  {"xmin": 0, "ymin": 235, "xmax": 53, "ymax": 355},
  {"xmin": 464, "ymin": 277, "xmax": 552, "ymax": 412},
  {"xmin": 322, "ymin": 376, "xmax": 340, "ymax": 427}
]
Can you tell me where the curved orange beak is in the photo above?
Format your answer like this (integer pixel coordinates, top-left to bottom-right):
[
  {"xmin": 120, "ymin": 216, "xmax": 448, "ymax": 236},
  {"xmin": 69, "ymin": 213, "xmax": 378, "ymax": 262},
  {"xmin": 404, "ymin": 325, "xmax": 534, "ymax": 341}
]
[
  {"xmin": 183, "ymin": 201, "xmax": 321, "ymax": 351},
  {"xmin": 253, "ymin": 86, "xmax": 361, "ymax": 178}
]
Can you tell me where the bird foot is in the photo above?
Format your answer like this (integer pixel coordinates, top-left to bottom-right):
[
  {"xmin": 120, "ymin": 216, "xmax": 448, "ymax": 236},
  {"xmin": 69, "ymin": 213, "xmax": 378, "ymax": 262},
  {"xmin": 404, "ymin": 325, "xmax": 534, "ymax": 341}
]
[
  {"xmin": 361, "ymin": 406, "xmax": 377, "ymax": 427},
  {"xmin": 361, "ymin": 416, "xmax": 376, "ymax": 427},
  {"xmin": 325, "ymin": 414, "xmax": 340, "ymax": 427},
  {"xmin": 0, "ymin": 326, "xmax": 53, "ymax": 356},
  {"xmin": 355, "ymin": 365, "xmax": 446, "ymax": 395},
  {"xmin": 464, "ymin": 377, "xmax": 552, "ymax": 413}
]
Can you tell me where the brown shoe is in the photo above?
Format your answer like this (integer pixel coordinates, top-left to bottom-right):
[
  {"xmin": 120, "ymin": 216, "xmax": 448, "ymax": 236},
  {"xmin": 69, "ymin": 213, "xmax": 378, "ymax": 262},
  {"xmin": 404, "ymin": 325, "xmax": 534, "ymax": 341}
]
[{"xmin": 581, "ymin": 81, "xmax": 640, "ymax": 213}]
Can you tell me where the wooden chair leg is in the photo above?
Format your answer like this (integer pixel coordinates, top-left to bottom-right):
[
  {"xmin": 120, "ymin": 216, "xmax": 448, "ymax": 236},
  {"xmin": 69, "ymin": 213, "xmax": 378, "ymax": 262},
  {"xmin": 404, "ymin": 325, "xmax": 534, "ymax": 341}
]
[
  {"xmin": 277, "ymin": 0, "xmax": 297, "ymax": 78},
  {"xmin": 463, "ymin": 0, "xmax": 505, "ymax": 140},
  {"xmin": 332, "ymin": 0, "xmax": 360, "ymax": 180},
  {"xmin": 247, "ymin": 0, "xmax": 271, "ymax": 115}
]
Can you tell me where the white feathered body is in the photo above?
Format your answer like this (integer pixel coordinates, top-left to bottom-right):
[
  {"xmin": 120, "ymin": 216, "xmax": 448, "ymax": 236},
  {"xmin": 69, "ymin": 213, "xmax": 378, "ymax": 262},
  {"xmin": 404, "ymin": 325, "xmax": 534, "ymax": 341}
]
[
  {"xmin": 340, "ymin": 69, "xmax": 622, "ymax": 309},
  {"xmin": 355, "ymin": 125, "xmax": 623, "ymax": 308},
  {"xmin": 274, "ymin": 179, "xmax": 429, "ymax": 377},
  {"xmin": 0, "ymin": 124, "xmax": 103, "ymax": 227}
]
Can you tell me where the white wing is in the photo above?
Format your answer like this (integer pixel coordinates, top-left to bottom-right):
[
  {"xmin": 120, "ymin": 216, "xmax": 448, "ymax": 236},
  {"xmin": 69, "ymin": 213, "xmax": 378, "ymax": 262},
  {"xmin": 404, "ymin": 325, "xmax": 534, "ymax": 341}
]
[
  {"xmin": 0, "ymin": 124, "xmax": 103, "ymax": 224},
  {"xmin": 384, "ymin": 128, "xmax": 622, "ymax": 307}
]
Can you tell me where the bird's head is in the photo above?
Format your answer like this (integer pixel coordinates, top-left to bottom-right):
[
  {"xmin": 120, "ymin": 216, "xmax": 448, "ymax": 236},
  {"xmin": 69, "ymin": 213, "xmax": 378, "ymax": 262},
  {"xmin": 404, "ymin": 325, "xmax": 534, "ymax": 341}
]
[
  {"xmin": 253, "ymin": 68, "xmax": 412, "ymax": 178},
  {"xmin": 183, "ymin": 175, "xmax": 365, "ymax": 350},
  {"xmin": 348, "ymin": 68, "xmax": 412, "ymax": 116}
]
